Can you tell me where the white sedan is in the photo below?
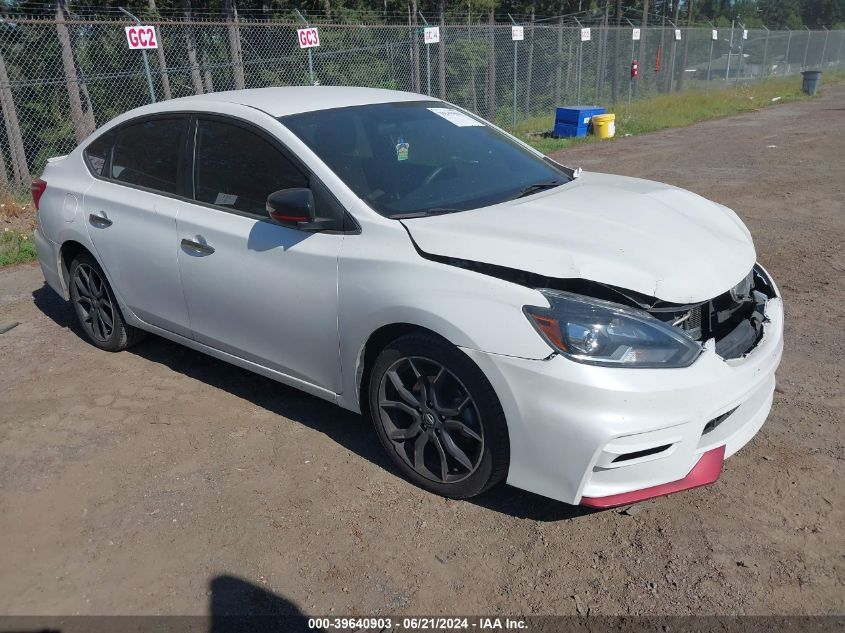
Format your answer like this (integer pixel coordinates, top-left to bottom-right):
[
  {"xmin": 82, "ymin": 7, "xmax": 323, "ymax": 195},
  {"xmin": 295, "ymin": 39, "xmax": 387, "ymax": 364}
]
[{"xmin": 32, "ymin": 87, "xmax": 783, "ymax": 507}]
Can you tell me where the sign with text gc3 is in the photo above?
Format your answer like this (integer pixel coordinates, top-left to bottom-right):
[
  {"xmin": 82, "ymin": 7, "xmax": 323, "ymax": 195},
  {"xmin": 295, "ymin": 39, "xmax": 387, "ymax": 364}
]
[
  {"xmin": 511, "ymin": 26, "xmax": 524, "ymax": 41},
  {"xmin": 297, "ymin": 27, "xmax": 320, "ymax": 48},
  {"xmin": 125, "ymin": 25, "xmax": 158, "ymax": 50}
]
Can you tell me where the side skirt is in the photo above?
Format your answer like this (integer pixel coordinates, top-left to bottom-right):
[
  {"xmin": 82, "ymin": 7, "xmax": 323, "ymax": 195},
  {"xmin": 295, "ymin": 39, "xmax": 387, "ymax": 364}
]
[{"xmin": 128, "ymin": 318, "xmax": 340, "ymax": 406}]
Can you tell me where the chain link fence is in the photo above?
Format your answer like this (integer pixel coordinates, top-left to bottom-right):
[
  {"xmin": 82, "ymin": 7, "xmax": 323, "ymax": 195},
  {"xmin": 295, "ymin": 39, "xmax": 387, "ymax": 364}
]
[{"xmin": 1, "ymin": 17, "xmax": 843, "ymax": 189}]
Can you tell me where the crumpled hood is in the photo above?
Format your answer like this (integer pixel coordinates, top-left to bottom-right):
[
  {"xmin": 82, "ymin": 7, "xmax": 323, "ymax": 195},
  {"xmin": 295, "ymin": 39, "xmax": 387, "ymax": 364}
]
[{"xmin": 401, "ymin": 171, "xmax": 756, "ymax": 304}]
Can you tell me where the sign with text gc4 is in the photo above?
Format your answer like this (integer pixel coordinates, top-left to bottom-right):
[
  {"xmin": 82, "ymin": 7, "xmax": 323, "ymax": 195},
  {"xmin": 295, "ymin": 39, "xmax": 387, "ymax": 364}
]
[
  {"xmin": 125, "ymin": 25, "xmax": 158, "ymax": 50},
  {"xmin": 424, "ymin": 27, "xmax": 440, "ymax": 44},
  {"xmin": 297, "ymin": 27, "xmax": 320, "ymax": 48},
  {"xmin": 511, "ymin": 26, "xmax": 524, "ymax": 41}
]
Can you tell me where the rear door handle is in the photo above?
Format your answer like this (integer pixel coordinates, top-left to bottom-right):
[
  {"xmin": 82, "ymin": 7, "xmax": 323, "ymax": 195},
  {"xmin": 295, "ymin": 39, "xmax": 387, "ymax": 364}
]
[
  {"xmin": 89, "ymin": 213, "xmax": 112, "ymax": 228},
  {"xmin": 181, "ymin": 238, "xmax": 215, "ymax": 255}
]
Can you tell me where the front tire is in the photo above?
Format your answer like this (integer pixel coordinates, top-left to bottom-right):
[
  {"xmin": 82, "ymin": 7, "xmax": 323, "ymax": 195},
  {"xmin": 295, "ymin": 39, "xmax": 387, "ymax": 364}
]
[
  {"xmin": 368, "ymin": 333, "xmax": 509, "ymax": 498},
  {"xmin": 68, "ymin": 252, "xmax": 144, "ymax": 352}
]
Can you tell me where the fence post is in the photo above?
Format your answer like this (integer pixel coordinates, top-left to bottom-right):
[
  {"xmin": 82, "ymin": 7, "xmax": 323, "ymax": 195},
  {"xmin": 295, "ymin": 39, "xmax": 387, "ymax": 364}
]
[
  {"xmin": 486, "ymin": 9, "xmax": 496, "ymax": 121},
  {"xmin": 438, "ymin": 10, "xmax": 446, "ymax": 99},
  {"xmin": 554, "ymin": 17, "xmax": 563, "ymax": 105},
  {"xmin": 734, "ymin": 22, "xmax": 745, "ymax": 85},
  {"xmin": 523, "ymin": 8, "xmax": 534, "ymax": 118},
  {"xmin": 725, "ymin": 20, "xmax": 734, "ymax": 81},
  {"xmin": 573, "ymin": 17, "xmax": 583, "ymax": 105},
  {"xmin": 837, "ymin": 30, "xmax": 845, "ymax": 66},
  {"xmin": 508, "ymin": 14, "xmax": 518, "ymax": 130},
  {"xmin": 802, "ymin": 26, "xmax": 810, "ymax": 69},
  {"xmin": 418, "ymin": 12, "xmax": 432, "ymax": 96},
  {"xmin": 119, "ymin": 8, "xmax": 157, "ymax": 103},
  {"xmin": 783, "ymin": 28, "xmax": 792, "ymax": 75},
  {"xmin": 668, "ymin": 20, "xmax": 678, "ymax": 93},
  {"xmin": 761, "ymin": 26, "xmax": 769, "ymax": 78},
  {"xmin": 706, "ymin": 28, "xmax": 714, "ymax": 92},
  {"xmin": 411, "ymin": 5, "xmax": 421, "ymax": 93},
  {"xmin": 294, "ymin": 10, "xmax": 315, "ymax": 86},
  {"xmin": 820, "ymin": 27, "xmax": 829, "ymax": 67},
  {"xmin": 625, "ymin": 18, "xmax": 635, "ymax": 107}
]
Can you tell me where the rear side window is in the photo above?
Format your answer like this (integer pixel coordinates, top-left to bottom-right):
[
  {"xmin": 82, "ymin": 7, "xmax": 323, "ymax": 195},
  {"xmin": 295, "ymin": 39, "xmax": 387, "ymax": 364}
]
[
  {"xmin": 83, "ymin": 129, "xmax": 116, "ymax": 176},
  {"xmin": 110, "ymin": 118, "xmax": 184, "ymax": 195},
  {"xmin": 193, "ymin": 119, "xmax": 307, "ymax": 216}
]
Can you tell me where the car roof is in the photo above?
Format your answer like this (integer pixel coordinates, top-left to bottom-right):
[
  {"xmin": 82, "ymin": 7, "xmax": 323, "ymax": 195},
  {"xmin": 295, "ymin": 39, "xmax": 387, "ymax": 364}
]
[{"xmin": 158, "ymin": 86, "xmax": 438, "ymax": 118}]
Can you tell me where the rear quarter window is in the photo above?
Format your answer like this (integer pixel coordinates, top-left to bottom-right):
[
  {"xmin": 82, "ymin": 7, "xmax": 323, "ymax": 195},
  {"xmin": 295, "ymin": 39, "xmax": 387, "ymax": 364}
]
[{"xmin": 83, "ymin": 129, "xmax": 116, "ymax": 176}]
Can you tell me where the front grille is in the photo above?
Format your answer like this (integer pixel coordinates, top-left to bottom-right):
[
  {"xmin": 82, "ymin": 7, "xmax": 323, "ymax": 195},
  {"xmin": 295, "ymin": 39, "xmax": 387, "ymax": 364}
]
[
  {"xmin": 652, "ymin": 265, "xmax": 777, "ymax": 360},
  {"xmin": 675, "ymin": 305, "xmax": 703, "ymax": 340}
]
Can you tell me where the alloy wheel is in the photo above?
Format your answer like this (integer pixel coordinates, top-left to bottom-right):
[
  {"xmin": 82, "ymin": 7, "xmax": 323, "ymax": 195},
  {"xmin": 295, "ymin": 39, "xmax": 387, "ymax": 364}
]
[
  {"xmin": 72, "ymin": 263, "xmax": 115, "ymax": 343},
  {"xmin": 377, "ymin": 356, "xmax": 484, "ymax": 484}
]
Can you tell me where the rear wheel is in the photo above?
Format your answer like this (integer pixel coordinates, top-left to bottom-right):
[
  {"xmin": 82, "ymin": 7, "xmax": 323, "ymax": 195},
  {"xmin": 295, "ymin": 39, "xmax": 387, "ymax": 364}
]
[
  {"xmin": 368, "ymin": 333, "xmax": 509, "ymax": 498},
  {"xmin": 68, "ymin": 252, "xmax": 144, "ymax": 351}
]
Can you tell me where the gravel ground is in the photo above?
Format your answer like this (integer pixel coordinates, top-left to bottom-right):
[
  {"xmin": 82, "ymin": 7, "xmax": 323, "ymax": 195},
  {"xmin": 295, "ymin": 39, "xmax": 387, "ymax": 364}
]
[{"xmin": 1, "ymin": 85, "xmax": 843, "ymax": 617}]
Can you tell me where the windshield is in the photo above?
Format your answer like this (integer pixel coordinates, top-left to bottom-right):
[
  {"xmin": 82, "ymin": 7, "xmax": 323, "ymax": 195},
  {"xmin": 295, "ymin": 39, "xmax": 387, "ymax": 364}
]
[{"xmin": 280, "ymin": 101, "xmax": 570, "ymax": 218}]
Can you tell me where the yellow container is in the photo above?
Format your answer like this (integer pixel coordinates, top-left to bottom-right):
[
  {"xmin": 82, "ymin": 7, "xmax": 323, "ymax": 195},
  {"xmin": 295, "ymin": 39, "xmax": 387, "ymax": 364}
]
[{"xmin": 592, "ymin": 113, "xmax": 616, "ymax": 139}]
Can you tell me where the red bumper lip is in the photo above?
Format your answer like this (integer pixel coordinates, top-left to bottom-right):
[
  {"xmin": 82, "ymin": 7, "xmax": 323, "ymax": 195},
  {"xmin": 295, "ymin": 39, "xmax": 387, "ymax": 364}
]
[{"xmin": 580, "ymin": 445, "xmax": 726, "ymax": 509}]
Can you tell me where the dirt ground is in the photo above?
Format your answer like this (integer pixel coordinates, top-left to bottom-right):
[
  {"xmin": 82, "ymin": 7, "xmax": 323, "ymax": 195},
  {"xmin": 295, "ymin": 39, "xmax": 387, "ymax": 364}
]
[{"xmin": 1, "ymin": 85, "xmax": 843, "ymax": 618}]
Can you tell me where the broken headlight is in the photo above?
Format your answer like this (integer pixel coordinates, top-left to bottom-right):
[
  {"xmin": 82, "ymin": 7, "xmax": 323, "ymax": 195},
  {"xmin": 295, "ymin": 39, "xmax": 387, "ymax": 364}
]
[{"xmin": 524, "ymin": 290, "xmax": 702, "ymax": 368}]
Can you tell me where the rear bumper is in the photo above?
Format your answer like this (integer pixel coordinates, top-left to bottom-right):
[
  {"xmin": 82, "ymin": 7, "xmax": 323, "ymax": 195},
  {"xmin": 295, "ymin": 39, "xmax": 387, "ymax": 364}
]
[
  {"xmin": 34, "ymin": 226, "xmax": 66, "ymax": 299},
  {"xmin": 462, "ymin": 294, "xmax": 784, "ymax": 506}
]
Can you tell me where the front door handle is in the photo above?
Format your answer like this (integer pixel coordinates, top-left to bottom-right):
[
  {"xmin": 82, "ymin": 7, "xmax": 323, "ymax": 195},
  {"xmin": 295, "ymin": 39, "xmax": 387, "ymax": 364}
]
[
  {"xmin": 181, "ymin": 238, "xmax": 215, "ymax": 255},
  {"xmin": 89, "ymin": 213, "xmax": 112, "ymax": 228}
]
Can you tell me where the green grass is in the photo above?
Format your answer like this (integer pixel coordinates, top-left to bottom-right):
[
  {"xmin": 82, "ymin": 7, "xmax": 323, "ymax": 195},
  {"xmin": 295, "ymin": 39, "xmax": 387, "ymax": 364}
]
[
  {"xmin": 0, "ymin": 229, "xmax": 37, "ymax": 267},
  {"xmin": 517, "ymin": 72, "xmax": 845, "ymax": 154}
]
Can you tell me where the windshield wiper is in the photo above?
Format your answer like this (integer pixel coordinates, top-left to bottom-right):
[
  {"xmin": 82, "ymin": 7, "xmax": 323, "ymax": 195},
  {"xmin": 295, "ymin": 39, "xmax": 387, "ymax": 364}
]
[
  {"xmin": 390, "ymin": 208, "xmax": 464, "ymax": 219},
  {"xmin": 514, "ymin": 179, "xmax": 566, "ymax": 199}
]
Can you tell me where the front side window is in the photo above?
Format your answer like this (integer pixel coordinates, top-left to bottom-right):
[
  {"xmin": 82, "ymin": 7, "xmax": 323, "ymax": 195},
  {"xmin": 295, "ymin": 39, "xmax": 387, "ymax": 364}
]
[
  {"xmin": 193, "ymin": 119, "xmax": 308, "ymax": 216},
  {"xmin": 110, "ymin": 118, "xmax": 184, "ymax": 195},
  {"xmin": 281, "ymin": 101, "xmax": 571, "ymax": 218}
]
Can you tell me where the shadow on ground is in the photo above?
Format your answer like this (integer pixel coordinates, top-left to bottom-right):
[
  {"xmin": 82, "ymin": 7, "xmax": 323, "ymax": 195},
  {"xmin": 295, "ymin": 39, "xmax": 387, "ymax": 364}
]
[
  {"xmin": 32, "ymin": 283, "xmax": 590, "ymax": 523},
  {"xmin": 209, "ymin": 574, "xmax": 314, "ymax": 632}
]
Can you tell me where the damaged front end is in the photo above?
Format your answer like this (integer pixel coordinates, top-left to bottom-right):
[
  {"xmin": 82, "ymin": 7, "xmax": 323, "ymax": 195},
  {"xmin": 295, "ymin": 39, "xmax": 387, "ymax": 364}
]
[
  {"xmin": 647, "ymin": 265, "xmax": 777, "ymax": 360},
  {"xmin": 424, "ymin": 250, "xmax": 777, "ymax": 362}
]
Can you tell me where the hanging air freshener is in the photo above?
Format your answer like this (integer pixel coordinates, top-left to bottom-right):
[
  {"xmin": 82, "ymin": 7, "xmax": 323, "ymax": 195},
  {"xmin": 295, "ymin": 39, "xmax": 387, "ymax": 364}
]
[{"xmin": 396, "ymin": 136, "xmax": 409, "ymax": 162}]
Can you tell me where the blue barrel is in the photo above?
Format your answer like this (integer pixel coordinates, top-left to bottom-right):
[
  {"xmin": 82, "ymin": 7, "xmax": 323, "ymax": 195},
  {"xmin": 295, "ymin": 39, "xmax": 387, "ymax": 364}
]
[{"xmin": 801, "ymin": 70, "xmax": 822, "ymax": 96}]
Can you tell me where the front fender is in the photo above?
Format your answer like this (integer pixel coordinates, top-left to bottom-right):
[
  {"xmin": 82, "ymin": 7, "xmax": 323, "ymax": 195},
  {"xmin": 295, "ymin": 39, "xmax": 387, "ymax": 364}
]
[{"xmin": 335, "ymin": 220, "xmax": 552, "ymax": 412}]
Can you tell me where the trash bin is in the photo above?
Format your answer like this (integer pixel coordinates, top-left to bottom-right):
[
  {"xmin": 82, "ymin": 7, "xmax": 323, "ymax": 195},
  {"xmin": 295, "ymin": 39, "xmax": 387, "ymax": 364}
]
[
  {"xmin": 592, "ymin": 113, "xmax": 616, "ymax": 139},
  {"xmin": 801, "ymin": 70, "xmax": 822, "ymax": 96}
]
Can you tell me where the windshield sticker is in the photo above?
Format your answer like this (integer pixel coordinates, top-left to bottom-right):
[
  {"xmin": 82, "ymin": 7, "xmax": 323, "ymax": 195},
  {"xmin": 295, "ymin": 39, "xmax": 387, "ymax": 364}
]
[
  {"xmin": 396, "ymin": 137, "xmax": 409, "ymax": 161},
  {"xmin": 214, "ymin": 192, "xmax": 238, "ymax": 206},
  {"xmin": 427, "ymin": 107, "xmax": 485, "ymax": 127}
]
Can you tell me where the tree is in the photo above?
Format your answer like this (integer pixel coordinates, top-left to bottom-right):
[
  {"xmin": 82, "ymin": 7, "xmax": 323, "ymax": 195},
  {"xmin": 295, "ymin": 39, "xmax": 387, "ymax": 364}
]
[
  {"xmin": 55, "ymin": 0, "xmax": 95, "ymax": 143},
  {"xmin": 181, "ymin": 0, "xmax": 205, "ymax": 94},
  {"xmin": 224, "ymin": 0, "xmax": 246, "ymax": 89}
]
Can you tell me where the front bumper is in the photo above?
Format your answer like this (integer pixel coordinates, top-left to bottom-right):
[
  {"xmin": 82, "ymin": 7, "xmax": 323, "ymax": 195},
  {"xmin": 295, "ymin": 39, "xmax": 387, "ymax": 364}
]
[{"xmin": 462, "ymin": 295, "xmax": 784, "ymax": 506}]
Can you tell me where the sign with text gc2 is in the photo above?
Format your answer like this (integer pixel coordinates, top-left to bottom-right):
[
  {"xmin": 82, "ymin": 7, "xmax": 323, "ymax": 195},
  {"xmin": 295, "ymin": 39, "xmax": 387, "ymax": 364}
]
[
  {"xmin": 297, "ymin": 27, "xmax": 321, "ymax": 48},
  {"xmin": 125, "ymin": 25, "xmax": 158, "ymax": 50}
]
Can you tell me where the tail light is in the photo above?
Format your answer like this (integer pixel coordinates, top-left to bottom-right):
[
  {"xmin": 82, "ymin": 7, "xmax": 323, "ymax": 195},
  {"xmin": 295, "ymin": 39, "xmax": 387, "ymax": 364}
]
[{"xmin": 31, "ymin": 178, "xmax": 47, "ymax": 211}]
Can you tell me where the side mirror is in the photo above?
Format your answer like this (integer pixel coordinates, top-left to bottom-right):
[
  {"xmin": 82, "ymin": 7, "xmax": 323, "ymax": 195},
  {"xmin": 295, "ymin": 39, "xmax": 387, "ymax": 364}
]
[{"xmin": 266, "ymin": 188, "xmax": 315, "ymax": 227}]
